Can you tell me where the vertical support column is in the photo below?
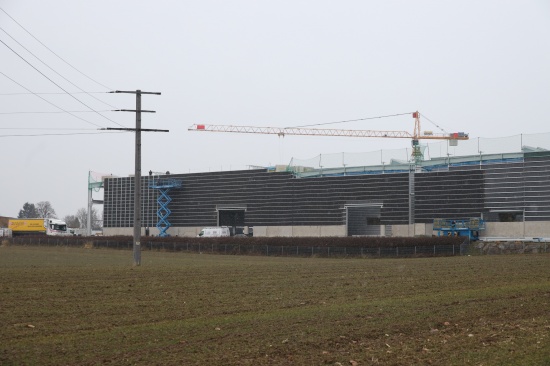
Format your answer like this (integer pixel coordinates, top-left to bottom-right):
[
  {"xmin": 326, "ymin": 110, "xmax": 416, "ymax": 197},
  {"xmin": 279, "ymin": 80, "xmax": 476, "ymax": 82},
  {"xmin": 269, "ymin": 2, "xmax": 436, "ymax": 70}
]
[
  {"xmin": 108, "ymin": 89, "xmax": 163, "ymax": 266},
  {"xmin": 133, "ymin": 90, "xmax": 142, "ymax": 266},
  {"xmin": 87, "ymin": 183, "xmax": 92, "ymax": 236},
  {"xmin": 409, "ymin": 166, "xmax": 415, "ymax": 237}
]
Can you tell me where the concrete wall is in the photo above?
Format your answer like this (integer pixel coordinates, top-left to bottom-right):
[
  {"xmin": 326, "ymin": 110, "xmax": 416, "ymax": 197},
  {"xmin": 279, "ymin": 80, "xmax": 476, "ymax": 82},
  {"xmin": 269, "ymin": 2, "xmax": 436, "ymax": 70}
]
[
  {"xmin": 254, "ymin": 225, "xmax": 346, "ymax": 237},
  {"xmin": 484, "ymin": 222, "xmax": 524, "ymax": 238},
  {"xmin": 103, "ymin": 227, "xmax": 202, "ymax": 237},
  {"xmin": 391, "ymin": 224, "xmax": 433, "ymax": 237},
  {"xmin": 484, "ymin": 221, "xmax": 550, "ymax": 238},
  {"xmin": 104, "ymin": 221, "xmax": 550, "ymax": 238},
  {"xmin": 103, "ymin": 227, "xmax": 133, "ymax": 236},
  {"xmin": 525, "ymin": 221, "xmax": 550, "ymax": 237}
]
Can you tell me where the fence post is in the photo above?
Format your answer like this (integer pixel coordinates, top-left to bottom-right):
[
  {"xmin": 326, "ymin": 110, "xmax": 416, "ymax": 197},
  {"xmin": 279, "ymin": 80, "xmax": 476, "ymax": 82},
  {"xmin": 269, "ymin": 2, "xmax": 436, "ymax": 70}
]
[
  {"xmin": 266, "ymin": 245, "xmax": 269, "ymax": 256},
  {"xmin": 453, "ymin": 244, "xmax": 455, "ymax": 255},
  {"xmin": 434, "ymin": 245, "xmax": 436, "ymax": 255}
]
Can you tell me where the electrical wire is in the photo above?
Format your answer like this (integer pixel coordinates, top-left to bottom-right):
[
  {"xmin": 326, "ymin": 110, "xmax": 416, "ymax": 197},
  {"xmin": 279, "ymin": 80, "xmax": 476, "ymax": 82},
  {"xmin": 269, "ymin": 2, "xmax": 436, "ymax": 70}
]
[
  {"xmin": 0, "ymin": 38, "xmax": 125, "ymax": 128},
  {"xmin": 0, "ymin": 6, "xmax": 113, "ymax": 91},
  {"xmin": 0, "ymin": 110, "xmax": 113, "ymax": 114},
  {"xmin": 0, "ymin": 131, "xmax": 128, "ymax": 138},
  {"xmin": 0, "ymin": 127, "xmax": 98, "ymax": 130},
  {"xmin": 0, "ymin": 71, "xmax": 103, "ymax": 128},
  {"xmin": 0, "ymin": 91, "xmax": 108, "ymax": 95},
  {"xmin": 0, "ymin": 25, "xmax": 118, "ymax": 109},
  {"xmin": 289, "ymin": 112, "xmax": 414, "ymax": 128}
]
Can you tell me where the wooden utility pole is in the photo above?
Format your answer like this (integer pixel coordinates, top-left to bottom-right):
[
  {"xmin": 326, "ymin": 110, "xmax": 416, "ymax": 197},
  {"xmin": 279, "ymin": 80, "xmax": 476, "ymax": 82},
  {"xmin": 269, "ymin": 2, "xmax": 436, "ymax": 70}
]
[{"xmin": 104, "ymin": 90, "xmax": 166, "ymax": 266}]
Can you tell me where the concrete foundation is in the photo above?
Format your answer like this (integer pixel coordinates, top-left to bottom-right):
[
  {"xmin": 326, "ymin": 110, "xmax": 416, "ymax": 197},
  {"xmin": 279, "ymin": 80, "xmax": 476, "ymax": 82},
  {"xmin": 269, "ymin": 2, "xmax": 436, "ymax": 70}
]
[
  {"xmin": 484, "ymin": 221, "xmax": 550, "ymax": 238},
  {"xmin": 254, "ymin": 225, "xmax": 346, "ymax": 237},
  {"xmin": 103, "ymin": 221, "xmax": 550, "ymax": 238},
  {"xmin": 103, "ymin": 227, "xmax": 133, "ymax": 236},
  {"xmin": 390, "ymin": 224, "xmax": 433, "ymax": 237}
]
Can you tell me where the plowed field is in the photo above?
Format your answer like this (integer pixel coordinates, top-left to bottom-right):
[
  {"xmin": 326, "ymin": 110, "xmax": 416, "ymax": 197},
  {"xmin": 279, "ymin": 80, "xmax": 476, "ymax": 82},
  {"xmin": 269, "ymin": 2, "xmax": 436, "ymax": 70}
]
[{"xmin": 1, "ymin": 245, "xmax": 549, "ymax": 365}]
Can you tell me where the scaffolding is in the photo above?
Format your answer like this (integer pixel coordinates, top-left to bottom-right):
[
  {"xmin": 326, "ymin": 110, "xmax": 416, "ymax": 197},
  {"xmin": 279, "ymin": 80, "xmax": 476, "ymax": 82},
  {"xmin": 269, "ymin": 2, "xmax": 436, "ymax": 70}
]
[{"xmin": 149, "ymin": 178, "xmax": 183, "ymax": 237}]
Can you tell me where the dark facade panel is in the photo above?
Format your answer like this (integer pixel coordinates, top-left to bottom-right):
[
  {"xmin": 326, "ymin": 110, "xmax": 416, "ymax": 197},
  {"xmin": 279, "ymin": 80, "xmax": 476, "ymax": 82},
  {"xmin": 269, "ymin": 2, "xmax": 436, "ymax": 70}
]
[
  {"xmin": 523, "ymin": 152, "xmax": 550, "ymax": 219},
  {"xmin": 483, "ymin": 159, "xmax": 525, "ymax": 217},
  {"xmin": 414, "ymin": 170, "xmax": 484, "ymax": 222},
  {"xmin": 103, "ymin": 153, "xmax": 550, "ymax": 228}
]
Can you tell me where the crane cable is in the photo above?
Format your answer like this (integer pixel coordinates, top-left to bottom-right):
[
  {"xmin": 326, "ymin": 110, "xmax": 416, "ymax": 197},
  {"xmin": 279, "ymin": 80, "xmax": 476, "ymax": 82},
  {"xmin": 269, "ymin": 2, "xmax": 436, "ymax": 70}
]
[{"xmin": 289, "ymin": 112, "xmax": 414, "ymax": 128}]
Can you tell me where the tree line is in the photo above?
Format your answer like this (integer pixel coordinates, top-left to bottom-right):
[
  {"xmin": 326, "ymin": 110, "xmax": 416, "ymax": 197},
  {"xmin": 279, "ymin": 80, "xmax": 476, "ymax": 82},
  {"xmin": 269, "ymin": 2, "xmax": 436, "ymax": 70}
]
[{"xmin": 17, "ymin": 202, "xmax": 102, "ymax": 230}]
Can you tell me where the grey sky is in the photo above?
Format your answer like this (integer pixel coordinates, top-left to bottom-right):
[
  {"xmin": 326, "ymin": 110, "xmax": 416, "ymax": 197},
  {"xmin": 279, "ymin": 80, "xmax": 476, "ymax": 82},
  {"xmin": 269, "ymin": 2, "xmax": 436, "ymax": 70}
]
[{"xmin": 1, "ymin": 0, "xmax": 549, "ymax": 219}]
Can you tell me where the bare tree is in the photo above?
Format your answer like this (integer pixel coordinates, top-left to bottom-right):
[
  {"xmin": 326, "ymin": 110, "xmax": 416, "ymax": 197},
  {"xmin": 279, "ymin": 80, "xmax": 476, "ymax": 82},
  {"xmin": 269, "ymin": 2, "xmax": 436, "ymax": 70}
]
[
  {"xmin": 75, "ymin": 207, "xmax": 102, "ymax": 230},
  {"xmin": 17, "ymin": 202, "xmax": 38, "ymax": 218},
  {"xmin": 36, "ymin": 201, "xmax": 57, "ymax": 218},
  {"xmin": 76, "ymin": 208, "xmax": 87, "ymax": 229},
  {"xmin": 63, "ymin": 215, "xmax": 80, "ymax": 228},
  {"xmin": 94, "ymin": 210, "xmax": 103, "ymax": 230}
]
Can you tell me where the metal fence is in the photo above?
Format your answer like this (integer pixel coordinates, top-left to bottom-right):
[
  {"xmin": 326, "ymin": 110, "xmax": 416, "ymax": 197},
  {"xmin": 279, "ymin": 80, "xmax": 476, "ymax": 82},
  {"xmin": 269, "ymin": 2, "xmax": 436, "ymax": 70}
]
[{"xmin": 5, "ymin": 237, "xmax": 476, "ymax": 258}]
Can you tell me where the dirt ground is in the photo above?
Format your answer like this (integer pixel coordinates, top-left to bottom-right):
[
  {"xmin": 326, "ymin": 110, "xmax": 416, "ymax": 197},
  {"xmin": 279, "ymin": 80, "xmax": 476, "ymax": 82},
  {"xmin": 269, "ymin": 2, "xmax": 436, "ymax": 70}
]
[{"xmin": 1, "ymin": 245, "xmax": 549, "ymax": 365}]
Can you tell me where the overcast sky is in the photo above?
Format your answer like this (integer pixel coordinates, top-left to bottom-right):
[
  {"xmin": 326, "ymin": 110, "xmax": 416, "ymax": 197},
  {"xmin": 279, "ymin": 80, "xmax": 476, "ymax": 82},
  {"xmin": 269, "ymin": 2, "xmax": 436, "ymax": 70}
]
[{"xmin": 1, "ymin": 0, "xmax": 549, "ymax": 220}]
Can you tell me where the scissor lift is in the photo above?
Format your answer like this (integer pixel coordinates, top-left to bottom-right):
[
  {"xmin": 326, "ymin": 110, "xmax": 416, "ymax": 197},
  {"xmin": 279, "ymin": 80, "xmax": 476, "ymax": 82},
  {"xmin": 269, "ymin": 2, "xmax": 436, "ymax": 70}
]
[
  {"xmin": 149, "ymin": 178, "xmax": 182, "ymax": 237},
  {"xmin": 433, "ymin": 218, "xmax": 485, "ymax": 240}
]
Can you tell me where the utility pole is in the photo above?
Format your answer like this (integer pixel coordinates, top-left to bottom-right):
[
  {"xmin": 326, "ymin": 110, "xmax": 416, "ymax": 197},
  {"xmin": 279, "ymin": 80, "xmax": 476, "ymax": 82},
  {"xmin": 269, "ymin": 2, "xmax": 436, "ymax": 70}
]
[{"xmin": 104, "ymin": 90, "xmax": 166, "ymax": 266}]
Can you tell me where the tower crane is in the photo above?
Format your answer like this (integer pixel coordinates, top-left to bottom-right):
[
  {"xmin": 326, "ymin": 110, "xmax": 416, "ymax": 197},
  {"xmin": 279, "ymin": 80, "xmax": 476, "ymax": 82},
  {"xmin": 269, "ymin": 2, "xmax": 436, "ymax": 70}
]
[{"xmin": 188, "ymin": 111, "xmax": 468, "ymax": 164}]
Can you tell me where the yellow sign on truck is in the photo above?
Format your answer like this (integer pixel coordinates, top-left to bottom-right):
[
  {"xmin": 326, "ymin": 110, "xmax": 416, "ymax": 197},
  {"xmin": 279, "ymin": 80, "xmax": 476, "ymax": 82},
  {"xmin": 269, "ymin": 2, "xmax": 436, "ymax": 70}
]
[{"xmin": 8, "ymin": 218, "xmax": 68, "ymax": 236}]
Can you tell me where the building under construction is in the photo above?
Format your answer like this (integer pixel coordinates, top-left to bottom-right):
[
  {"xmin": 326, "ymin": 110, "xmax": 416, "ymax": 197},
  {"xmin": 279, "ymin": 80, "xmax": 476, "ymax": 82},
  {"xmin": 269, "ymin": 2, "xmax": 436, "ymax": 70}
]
[{"xmin": 102, "ymin": 132, "xmax": 550, "ymax": 239}]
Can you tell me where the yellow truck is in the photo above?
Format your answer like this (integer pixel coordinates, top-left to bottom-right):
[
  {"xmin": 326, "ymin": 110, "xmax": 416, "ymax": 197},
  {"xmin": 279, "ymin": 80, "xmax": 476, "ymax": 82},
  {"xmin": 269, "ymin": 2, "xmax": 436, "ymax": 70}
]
[{"xmin": 8, "ymin": 218, "xmax": 68, "ymax": 236}]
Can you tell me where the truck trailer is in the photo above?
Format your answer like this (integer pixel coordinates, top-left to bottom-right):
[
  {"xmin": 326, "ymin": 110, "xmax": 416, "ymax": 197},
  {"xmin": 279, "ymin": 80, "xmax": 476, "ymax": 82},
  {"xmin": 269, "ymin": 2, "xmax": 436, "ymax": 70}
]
[{"xmin": 8, "ymin": 218, "xmax": 68, "ymax": 236}]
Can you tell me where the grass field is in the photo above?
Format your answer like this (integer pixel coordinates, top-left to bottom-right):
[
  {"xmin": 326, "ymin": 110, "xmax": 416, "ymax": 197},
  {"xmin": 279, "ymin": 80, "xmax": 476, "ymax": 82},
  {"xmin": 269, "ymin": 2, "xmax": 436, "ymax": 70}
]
[{"xmin": 1, "ymin": 245, "xmax": 549, "ymax": 365}]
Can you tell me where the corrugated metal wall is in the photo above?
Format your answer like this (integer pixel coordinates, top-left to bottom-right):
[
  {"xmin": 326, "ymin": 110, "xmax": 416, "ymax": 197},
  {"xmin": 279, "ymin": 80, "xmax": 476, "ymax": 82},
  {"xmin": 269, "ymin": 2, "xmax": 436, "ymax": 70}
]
[{"xmin": 103, "ymin": 152, "xmax": 550, "ymax": 228}]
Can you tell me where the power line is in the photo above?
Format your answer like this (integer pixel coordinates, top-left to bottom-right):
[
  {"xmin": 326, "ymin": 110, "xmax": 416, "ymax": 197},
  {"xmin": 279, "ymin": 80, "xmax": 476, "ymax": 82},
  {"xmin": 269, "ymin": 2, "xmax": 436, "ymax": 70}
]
[
  {"xmin": 0, "ymin": 37, "xmax": 125, "ymax": 128},
  {"xmin": 0, "ymin": 71, "xmax": 103, "ymax": 128},
  {"xmin": 0, "ymin": 91, "xmax": 109, "ymax": 95},
  {"xmin": 0, "ymin": 25, "xmax": 118, "ymax": 110},
  {"xmin": 0, "ymin": 110, "xmax": 113, "ymax": 115},
  {"xmin": 0, "ymin": 6, "xmax": 113, "ymax": 91},
  {"xmin": 0, "ymin": 127, "xmax": 98, "ymax": 130},
  {"xmin": 289, "ymin": 112, "xmax": 414, "ymax": 128},
  {"xmin": 0, "ymin": 131, "xmax": 127, "ymax": 138}
]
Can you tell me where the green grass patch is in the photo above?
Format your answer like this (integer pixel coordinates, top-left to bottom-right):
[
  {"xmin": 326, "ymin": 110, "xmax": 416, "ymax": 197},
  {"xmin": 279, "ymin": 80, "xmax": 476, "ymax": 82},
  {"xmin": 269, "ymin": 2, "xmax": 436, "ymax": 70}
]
[{"xmin": 1, "ymin": 246, "xmax": 549, "ymax": 365}]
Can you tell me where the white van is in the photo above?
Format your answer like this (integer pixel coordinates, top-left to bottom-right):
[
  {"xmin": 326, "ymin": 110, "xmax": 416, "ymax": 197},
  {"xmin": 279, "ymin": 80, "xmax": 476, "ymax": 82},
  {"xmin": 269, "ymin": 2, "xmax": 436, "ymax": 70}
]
[{"xmin": 197, "ymin": 226, "xmax": 231, "ymax": 237}]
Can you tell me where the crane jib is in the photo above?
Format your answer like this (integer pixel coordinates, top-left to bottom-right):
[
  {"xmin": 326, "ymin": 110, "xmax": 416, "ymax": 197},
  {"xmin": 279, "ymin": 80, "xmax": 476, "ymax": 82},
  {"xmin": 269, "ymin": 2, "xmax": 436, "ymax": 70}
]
[{"xmin": 188, "ymin": 124, "xmax": 468, "ymax": 140}]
